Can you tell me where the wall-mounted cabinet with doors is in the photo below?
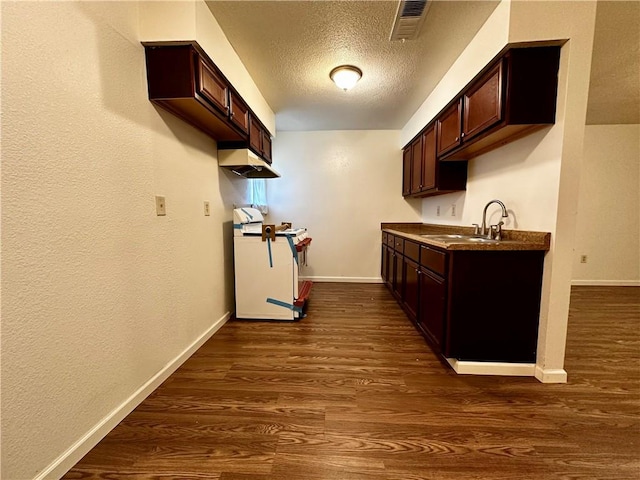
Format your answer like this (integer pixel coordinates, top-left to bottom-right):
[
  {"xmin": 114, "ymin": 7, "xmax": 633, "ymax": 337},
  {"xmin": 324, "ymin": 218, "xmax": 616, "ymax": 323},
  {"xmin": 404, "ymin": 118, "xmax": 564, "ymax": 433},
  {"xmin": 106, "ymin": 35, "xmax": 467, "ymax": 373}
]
[
  {"xmin": 437, "ymin": 44, "xmax": 562, "ymax": 161},
  {"xmin": 401, "ymin": 42, "xmax": 561, "ymax": 198},
  {"xmin": 142, "ymin": 40, "xmax": 273, "ymax": 166},
  {"xmin": 402, "ymin": 123, "xmax": 468, "ymax": 198}
]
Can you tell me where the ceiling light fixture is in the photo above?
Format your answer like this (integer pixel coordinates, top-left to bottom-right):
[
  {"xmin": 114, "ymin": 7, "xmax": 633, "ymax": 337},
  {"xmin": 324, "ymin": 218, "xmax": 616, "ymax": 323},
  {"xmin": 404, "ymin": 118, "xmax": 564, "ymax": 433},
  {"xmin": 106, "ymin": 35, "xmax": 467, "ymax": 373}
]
[{"xmin": 329, "ymin": 65, "xmax": 363, "ymax": 91}]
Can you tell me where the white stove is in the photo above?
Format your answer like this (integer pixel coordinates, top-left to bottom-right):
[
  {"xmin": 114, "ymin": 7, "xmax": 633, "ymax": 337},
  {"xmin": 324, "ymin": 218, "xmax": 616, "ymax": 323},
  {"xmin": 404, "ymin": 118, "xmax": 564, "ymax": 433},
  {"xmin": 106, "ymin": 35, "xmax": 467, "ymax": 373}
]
[{"xmin": 232, "ymin": 207, "xmax": 312, "ymax": 320}]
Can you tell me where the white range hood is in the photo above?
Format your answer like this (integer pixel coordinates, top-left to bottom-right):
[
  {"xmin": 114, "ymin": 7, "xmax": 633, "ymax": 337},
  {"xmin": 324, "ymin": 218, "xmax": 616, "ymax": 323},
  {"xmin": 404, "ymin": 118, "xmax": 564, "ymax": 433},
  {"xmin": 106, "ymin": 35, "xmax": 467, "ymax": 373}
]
[{"xmin": 218, "ymin": 149, "xmax": 280, "ymax": 179}]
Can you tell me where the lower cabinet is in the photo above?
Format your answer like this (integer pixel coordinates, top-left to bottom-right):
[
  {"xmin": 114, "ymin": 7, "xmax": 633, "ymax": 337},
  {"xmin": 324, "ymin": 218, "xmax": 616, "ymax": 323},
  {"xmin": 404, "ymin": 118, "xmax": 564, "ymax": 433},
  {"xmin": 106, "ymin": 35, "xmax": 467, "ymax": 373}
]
[
  {"xmin": 382, "ymin": 235, "xmax": 545, "ymax": 363},
  {"xmin": 417, "ymin": 266, "xmax": 446, "ymax": 353},
  {"xmin": 403, "ymin": 257, "xmax": 419, "ymax": 323}
]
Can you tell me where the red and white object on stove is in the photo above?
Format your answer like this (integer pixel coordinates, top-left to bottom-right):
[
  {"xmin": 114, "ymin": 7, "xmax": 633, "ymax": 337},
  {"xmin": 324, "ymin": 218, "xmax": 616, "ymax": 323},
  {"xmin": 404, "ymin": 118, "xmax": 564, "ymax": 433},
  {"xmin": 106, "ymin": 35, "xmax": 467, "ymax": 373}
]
[{"xmin": 233, "ymin": 207, "xmax": 312, "ymax": 320}]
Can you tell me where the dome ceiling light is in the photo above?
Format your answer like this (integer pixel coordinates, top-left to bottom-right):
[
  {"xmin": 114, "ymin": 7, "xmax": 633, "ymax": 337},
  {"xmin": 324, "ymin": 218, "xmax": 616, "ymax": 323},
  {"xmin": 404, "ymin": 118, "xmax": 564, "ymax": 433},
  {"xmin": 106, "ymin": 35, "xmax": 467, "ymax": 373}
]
[{"xmin": 329, "ymin": 65, "xmax": 363, "ymax": 91}]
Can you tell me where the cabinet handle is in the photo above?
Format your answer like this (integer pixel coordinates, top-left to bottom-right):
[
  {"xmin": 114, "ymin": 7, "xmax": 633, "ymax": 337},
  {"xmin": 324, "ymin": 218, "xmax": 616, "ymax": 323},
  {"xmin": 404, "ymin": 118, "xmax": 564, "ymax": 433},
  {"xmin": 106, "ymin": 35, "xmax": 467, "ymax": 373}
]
[
  {"xmin": 461, "ymin": 132, "xmax": 465, "ymax": 138},
  {"xmin": 455, "ymin": 136, "xmax": 459, "ymax": 141}
]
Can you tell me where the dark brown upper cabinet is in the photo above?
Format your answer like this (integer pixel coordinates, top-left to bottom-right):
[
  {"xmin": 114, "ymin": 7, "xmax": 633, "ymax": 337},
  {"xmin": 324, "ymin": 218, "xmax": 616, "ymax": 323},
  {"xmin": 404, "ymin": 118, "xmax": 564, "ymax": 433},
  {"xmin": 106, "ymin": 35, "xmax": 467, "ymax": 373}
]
[
  {"xmin": 463, "ymin": 60, "xmax": 503, "ymax": 142},
  {"xmin": 261, "ymin": 130, "xmax": 272, "ymax": 163},
  {"xmin": 219, "ymin": 113, "xmax": 273, "ymax": 164},
  {"xmin": 402, "ymin": 148, "xmax": 412, "ymax": 196},
  {"xmin": 421, "ymin": 125, "xmax": 436, "ymax": 190},
  {"xmin": 436, "ymin": 100, "xmax": 463, "ymax": 157},
  {"xmin": 196, "ymin": 57, "xmax": 229, "ymax": 116},
  {"xmin": 438, "ymin": 45, "xmax": 561, "ymax": 161},
  {"xmin": 242, "ymin": 114, "xmax": 273, "ymax": 164},
  {"xmin": 143, "ymin": 41, "xmax": 246, "ymax": 142},
  {"xmin": 142, "ymin": 40, "xmax": 274, "ymax": 166},
  {"xmin": 410, "ymin": 136, "xmax": 423, "ymax": 194},
  {"xmin": 403, "ymin": 123, "xmax": 468, "ymax": 198},
  {"xmin": 229, "ymin": 91, "xmax": 249, "ymax": 134}
]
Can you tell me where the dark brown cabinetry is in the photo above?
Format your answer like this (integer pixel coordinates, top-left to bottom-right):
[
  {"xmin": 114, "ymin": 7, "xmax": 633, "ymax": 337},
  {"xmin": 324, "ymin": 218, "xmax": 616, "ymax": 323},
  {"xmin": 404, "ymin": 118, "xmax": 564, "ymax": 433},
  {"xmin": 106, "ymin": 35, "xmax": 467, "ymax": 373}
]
[
  {"xmin": 410, "ymin": 137, "xmax": 423, "ymax": 194},
  {"xmin": 402, "ymin": 241, "xmax": 421, "ymax": 323},
  {"xmin": 402, "ymin": 124, "xmax": 468, "ymax": 198},
  {"xmin": 142, "ymin": 40, "xmax": 274, "ymax": 166},
  {"xmin": 401, "ymin": 43, "xmax": 561, "ymax": 198},
  {"xmin": 436, "ymin": 100, "xmax": 463, "ymax": 157},
  {"xmin": 197, "ymin": 58, "xmax": 229, "ymax": 115},
  {"xmin": 439, "ymin": 45, "xmax": 561, "ymax": 161},
  {"xmin": 143, "ymin": 42, "xmax": 246, "ymax": 142},
  {"xmin": 246, "ymin": 115, "xmax": 273, "ymax": 164},
  {"xmin": 444, "ymin": 250, "xmax": 544, "ymax": 362},
  {"xmin": 381, "ymin": 235, "xmax": 545, "ymax": 363},
  {"xmin": 402, "ymin": 149, "xmax": 412, "ymax": 196},
  {"xmin": 418, "ymin": 266, "xmax": 446, "ymax": 353},
  {"xmin": 463, "ymin": 60, "xmax": 503, "ymax": 142},
  {"xmin": 229, "ymin": 92, "xmax": 249, "ymax": 134}
]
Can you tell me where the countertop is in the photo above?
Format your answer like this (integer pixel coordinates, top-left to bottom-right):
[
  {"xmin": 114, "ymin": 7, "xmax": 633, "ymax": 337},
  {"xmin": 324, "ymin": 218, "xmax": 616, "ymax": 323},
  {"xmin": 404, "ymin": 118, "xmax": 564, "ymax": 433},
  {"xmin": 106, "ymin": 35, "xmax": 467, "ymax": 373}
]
[{"xmin": 381, "ymin": 222, "xmax": 551, "ymax": 251}]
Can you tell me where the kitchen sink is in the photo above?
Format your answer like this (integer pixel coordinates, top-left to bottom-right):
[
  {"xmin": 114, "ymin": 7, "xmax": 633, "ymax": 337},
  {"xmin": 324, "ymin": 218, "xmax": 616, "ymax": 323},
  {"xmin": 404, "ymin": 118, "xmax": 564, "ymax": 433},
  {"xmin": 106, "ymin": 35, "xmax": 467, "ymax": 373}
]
[{"xmin": 420, "ymin": 234, "xmax": 500, "ymax": 244}]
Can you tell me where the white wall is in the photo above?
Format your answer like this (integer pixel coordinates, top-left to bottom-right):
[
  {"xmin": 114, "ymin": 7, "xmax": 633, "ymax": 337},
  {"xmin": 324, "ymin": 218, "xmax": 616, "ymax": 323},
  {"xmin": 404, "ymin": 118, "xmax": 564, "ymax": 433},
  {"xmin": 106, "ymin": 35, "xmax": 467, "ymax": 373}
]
[
  {"xmin": 267, "ymin": 130, "xmax": 422, "ymax": 282},
  {"xmin": 1, "ymin": 2, "xmax": 266, "ymax": 478},
  {"xmin": 573, "ymin": 124, "xmax": 640, "ymax": 285}
]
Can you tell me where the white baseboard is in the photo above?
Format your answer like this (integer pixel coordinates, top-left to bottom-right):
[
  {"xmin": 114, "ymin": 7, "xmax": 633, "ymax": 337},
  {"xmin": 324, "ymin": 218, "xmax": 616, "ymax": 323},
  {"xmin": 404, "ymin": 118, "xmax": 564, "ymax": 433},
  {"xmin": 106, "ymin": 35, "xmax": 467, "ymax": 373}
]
[
  {"xmin": 572, "ymin": 279, "xmax": 640, "ymax": 286},
  {"xmin": 301, "ymin": 276, "xmax": 383, "ymax": 284},
  {"xmin": 534, "ymin": 366, "xmax": 568, "ymax": 383},
  {"xmin": 37, "ymin": 312, "xmax": 231, "ymax": 480},
  {"xmin": 446, "ymin": 358, "xmax": 536, "ymax": 376}
]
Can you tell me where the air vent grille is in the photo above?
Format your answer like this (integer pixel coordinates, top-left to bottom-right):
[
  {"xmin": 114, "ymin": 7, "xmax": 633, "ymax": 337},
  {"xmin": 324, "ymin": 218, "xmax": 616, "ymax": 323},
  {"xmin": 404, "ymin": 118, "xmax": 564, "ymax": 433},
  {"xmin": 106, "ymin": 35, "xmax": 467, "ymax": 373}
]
[
  {"xmin": 401, "ymin": 0, "xmax": 426, "ymax": 17},
  {"xmin": 390, "ymin": 0, "xmax": 430, "ymax": 41}
]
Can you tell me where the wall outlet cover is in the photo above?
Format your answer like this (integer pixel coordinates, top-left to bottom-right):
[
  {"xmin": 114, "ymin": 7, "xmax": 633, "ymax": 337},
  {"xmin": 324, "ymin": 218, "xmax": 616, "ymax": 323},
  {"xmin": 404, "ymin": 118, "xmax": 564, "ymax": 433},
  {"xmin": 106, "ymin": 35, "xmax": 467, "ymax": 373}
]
[{"xmin": 155, "ymin": 196, "xmax": 166, "ymax": 216}]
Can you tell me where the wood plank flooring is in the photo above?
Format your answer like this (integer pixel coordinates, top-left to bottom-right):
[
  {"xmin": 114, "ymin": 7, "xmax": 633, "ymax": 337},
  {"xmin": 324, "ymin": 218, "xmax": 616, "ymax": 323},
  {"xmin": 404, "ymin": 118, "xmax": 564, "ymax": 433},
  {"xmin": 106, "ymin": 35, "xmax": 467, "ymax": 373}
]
[{"xmin": 63, "ymin": 284, "xmax": 639, "ymax": 479}]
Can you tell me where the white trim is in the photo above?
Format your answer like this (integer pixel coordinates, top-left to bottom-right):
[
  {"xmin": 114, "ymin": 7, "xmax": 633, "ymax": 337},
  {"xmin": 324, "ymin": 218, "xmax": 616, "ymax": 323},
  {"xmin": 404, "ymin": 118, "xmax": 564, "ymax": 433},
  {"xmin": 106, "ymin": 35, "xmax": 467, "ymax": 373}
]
[
  {"xmin": 571, "ymin": 279, "xmax": 640, "ymax": 287},
  {"xmin": 36, "ymin": 312, "xmax": 231, "ymax": 480},
  {"xmin": 300, "ymin": 276, "xmax": 383, "ymax": 284},
  {"xmin": 534, "ymin": 365, "xmax": 568, "ymax": 383},
  {"xmin": 446, "ymin": 358, "xmax": 536, "ymax": 377}
]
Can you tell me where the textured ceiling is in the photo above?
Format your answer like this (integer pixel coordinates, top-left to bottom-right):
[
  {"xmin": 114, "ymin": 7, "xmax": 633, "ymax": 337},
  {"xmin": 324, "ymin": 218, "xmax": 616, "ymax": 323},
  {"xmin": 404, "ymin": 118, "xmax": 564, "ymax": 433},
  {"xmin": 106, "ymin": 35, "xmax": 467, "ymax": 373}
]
[
  {"xmin": 207, "ymin": 0, "xmax": 639, "ymax": 131},
  {"xmin": 206, "ymin": 0, "xmax": 500, "ymax": 131}
]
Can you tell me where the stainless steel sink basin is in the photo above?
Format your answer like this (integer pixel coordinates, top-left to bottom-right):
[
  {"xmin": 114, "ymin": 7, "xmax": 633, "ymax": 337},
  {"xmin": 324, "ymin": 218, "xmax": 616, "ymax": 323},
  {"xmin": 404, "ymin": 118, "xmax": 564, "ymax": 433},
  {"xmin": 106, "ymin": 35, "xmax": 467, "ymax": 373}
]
[{"xmin": 420, "ymin": 234, "xmax": 500, "ymax": 244}]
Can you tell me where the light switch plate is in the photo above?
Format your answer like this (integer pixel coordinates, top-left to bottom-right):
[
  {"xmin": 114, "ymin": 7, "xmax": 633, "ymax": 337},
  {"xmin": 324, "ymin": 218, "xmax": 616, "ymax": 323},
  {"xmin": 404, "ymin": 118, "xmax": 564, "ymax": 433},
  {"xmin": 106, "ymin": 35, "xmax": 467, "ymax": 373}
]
[{"xmin": 155, "ymin": 196, "xmax": 166, "ymax": 216}]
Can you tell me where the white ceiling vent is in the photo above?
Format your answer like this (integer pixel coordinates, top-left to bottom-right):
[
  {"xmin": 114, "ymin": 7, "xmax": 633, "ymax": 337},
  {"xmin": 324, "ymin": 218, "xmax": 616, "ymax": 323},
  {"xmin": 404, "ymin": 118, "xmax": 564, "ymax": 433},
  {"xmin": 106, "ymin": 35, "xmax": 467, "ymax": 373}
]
[{"xmin": 390, "ymin": 0, "xmax": 430, "ymax": 41}]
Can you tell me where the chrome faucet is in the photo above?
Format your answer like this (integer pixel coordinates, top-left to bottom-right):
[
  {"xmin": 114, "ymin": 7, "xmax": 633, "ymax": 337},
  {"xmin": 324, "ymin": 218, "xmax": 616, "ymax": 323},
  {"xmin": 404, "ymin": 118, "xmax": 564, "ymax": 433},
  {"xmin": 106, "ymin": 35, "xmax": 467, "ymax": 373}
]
[{"xmin": 473, "ymin": 199, "xmax": 509, "ymax": 239}]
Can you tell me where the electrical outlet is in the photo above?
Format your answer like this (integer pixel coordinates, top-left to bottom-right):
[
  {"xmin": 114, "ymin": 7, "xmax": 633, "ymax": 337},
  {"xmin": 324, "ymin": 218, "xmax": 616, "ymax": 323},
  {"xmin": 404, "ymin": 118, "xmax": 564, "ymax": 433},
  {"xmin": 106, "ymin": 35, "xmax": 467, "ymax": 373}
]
[
  {"xmin": 580, "ymin": 255, "xmax": 587, "ymax": 264},
  {"xmin": 451, "ymin": 204, "xmax": 456, "ymax": 216},
  {"xmin": 436, "ymin": 205, "xmax": 441, "ymax": 216},
  {"xmin": 204, "ymin": 201, "xmax": 210, "ymax": 216},
  {"xmin": 155, "ymin": 195, "xmax": 166, "ymax": 216}
]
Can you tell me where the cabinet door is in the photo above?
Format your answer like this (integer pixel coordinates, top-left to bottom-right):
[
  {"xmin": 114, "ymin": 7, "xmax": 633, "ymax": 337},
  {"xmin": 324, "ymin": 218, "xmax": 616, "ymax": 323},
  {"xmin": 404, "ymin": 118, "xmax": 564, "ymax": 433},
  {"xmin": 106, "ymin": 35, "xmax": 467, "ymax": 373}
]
[
  {"xmin": 196, "ymin": 57, "xmax": 228, "ymax": 115},
  {"xmin": 436, "ymin": 99, "xmax": 462, "ymax": 156},
  {"xmin": 229, "ymin": 92, "xmax": 249, "ymax": 133},
  {"xmin": 421, "ymin": 125, "xmax": 436, "ymax": 191},
  {"xmin": 392, "ymin": 253, "xmax": 403, "ymax": 300},
  {"xmin": 249, "ymin": 115, "xmax": 262, "ymax": 153},
  {"xmin": 402, "ymin": 147, "xmax": 412, "ymax": 196},
  {"xmin": 403, "ymin": 258, "xmax": 420, "ymax": 322},
  {"xmin": 262, "ymin": 131, "xmax": 272, "ymax": 163},
  {"xmin": 418, "ymin": 267, "xmax": 446, "ymax": 353},
  {"xmin": 381, "ymin": 244, "xmax": 389, "ymax": 286},
  {"xmin": 463, "ymin": 60, "xmax": 503, "ymax": 142},
  {"xmin": 410, "ymin": 137, "xmax": 423, "ymax": 194}
]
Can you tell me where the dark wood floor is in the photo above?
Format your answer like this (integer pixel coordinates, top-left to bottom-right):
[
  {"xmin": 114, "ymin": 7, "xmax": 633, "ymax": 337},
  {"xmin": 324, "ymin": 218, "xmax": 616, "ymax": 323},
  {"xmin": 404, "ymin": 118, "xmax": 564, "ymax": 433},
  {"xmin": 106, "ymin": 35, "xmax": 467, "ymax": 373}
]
[{"xmin": 64, "ymin": 284, "xmax": 640, "ymax": 479}]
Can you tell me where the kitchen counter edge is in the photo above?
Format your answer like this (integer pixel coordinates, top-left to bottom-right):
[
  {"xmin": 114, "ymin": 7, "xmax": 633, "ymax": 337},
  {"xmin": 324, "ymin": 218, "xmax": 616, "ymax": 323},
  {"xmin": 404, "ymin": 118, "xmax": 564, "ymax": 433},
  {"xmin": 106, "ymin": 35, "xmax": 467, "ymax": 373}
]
[{"xmin": 381, "ymin": 223, "xmax": 550, "ymax": 252}]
